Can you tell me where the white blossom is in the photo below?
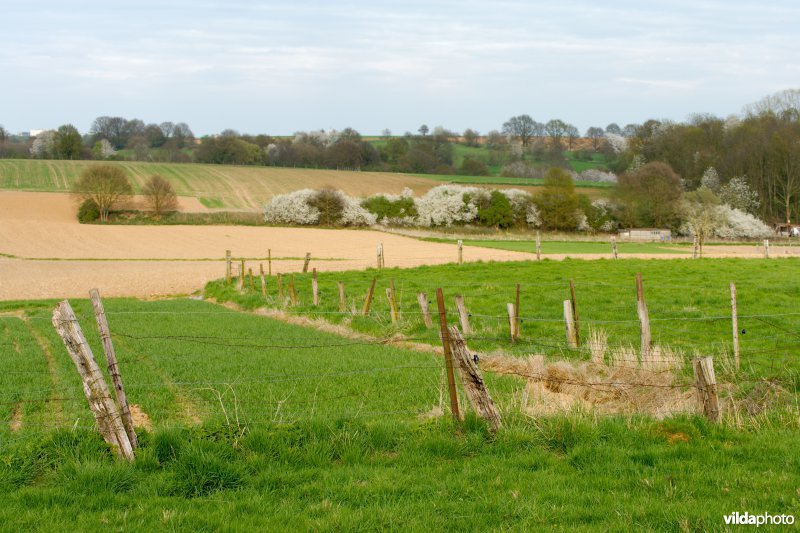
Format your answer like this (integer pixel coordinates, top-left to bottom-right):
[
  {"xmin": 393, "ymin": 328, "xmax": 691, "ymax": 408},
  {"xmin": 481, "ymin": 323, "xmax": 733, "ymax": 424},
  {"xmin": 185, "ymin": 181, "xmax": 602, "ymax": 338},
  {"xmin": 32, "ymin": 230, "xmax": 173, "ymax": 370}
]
[
  {"xmin": 580, "ymin": 169, "xmax": 617, "ymax": 183},
  {"xmin": 605, "ymin": 133, "xmax": 628, "ymax": 154},
  {"xmin": 263, "ymin": 189, "xmax": 319, "ymax": 225},
  {"xmin": 415, "ymin": 185, "xmax": 478, "ymax": 227}
]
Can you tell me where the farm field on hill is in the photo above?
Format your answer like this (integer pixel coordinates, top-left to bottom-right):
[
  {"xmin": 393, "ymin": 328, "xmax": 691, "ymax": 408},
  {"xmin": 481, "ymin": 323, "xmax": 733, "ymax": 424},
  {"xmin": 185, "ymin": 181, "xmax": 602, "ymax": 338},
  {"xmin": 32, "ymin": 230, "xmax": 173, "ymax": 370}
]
[
  {"xmin": 0, "ymin": 160, "xmax": 443, "ymax": 209},
  {"xmin": 0, "ymin": 295, "xmax": 797, "ymax": 530}
]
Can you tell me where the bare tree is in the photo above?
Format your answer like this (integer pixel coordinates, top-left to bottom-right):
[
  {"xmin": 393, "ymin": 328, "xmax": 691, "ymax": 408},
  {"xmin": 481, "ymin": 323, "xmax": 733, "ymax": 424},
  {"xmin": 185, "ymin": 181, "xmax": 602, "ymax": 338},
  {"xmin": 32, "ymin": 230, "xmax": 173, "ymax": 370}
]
[
  {"xmin": 72, "ymin": 164, "xmax": 133, "ymax": 222},
  {"xmin": 586, "ymin": 127, "xmax": 605, "ymax": 150},
  {"xmin": 142, "ymin": 175, "xmax": 178, "ymax": 216},
  {"xmin": 502, "ymin": 115, "xmax": 537, "ymax": 148}
]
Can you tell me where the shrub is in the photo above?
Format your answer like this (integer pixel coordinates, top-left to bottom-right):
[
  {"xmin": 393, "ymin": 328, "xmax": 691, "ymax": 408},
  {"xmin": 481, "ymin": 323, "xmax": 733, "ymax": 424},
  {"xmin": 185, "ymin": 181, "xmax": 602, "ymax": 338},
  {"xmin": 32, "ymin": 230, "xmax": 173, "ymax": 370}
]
[
  {"xmin": 500, "ymin": 161, "xmax": 544, "ymax": 179},
  {"xmin": 477, "ymin": 190, "xmax": 514, "ymax": 228},
  {"xmin": 72, "ymin": 164, "xmax": 133, "ymax": 222},
  {"xmin": 77, "ymin": 199, "xmax": 100, "ymax": 223},
  {"xmin": 459, "ymin": 157, "xmax": 489, "ymax": 176},
  {"xmin": 142, "ymin": 174, "xmax": 178, "ymax": 216},
  {"xmin": 579, "ymin": 169, "xmax": 618, "ymax": 183},
  {"xmin": 263, "ymin": 189, "xmax": 319, "ymax": 225},
  {"xmin": 415, "ymin": 185, "xmax": 479, "ymax": 227},
  {"xmin": 361, "ymin": 192, "xmax": 417, "ymax": 224},
  {"xmin": 308, "ymin": 187, "xmax": 345, "ymax": 225},
  {"xmin": 714, "ymin": 205, "xmax": 772, "ymax": 238}
]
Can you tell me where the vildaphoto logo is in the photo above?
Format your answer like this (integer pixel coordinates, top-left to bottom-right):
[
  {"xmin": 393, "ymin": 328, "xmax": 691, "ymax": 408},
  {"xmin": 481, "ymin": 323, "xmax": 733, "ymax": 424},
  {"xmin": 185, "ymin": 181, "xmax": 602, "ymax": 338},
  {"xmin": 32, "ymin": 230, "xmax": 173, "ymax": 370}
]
[{"xmin": 723, "ymin": 512, "xmax": 795, "ymax": 527}]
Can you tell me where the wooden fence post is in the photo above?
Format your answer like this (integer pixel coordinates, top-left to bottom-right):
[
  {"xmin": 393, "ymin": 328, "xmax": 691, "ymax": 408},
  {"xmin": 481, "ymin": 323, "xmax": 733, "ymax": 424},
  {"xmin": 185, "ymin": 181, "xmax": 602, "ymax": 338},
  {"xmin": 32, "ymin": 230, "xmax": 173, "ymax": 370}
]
[
  {"xmin": 730, "ymin": 282, "xmax": 740, "ymax": 371},
  {"xmin": 268, "ymin": 249, "xmax": 272, "ymax": 276},
  {"xmin": 435, "ymin": 288, "xmax": 461, "ymax": 426},
  {"xmin": 564, "ymin": 300, "xmax": 578, "ymax": 349},
  {"xmin": 260, "ymin": 264, "xmax": 267, "ymax": 299},
  {"xmin": 303, "ymin": 252, "xmax": 311, "ymax": 273},
  {"xmin": 448, "ymin": 326, "xmax": 501, "ymax": 432},
  {"xmin": 338, "ymin": 281, "xmax": 346, "ymax": 312},
  {"xmin": 389, "ymin": 279, "xmax": 399, "ymax": 320},
  {"xmin": 764, "ymin": 239, "xmax": 769, "ymax": 258},
  {"xmin": 289, "ymin": 274, "xmax": 298, "ymax": 305},
  {"xmin": 363, "ymin": 277, "xmax": 377, "ymax": 316},
  {"xmin": 693, "ymin": 357, "xmax": 720, "ymax": 422},
  {"xmin": 612, "ymin": 236, "xmax": 618, "ymax": 260},
  {"xmin": 238, "ymin": 259, "xmax": 245, "ymax": 291},
  {"xmin": 52, "ymin": 300, "xmax": 134, "ymax": 461},
  {"xmin": 536, "ymin": 232, "xmax": 541, "ymax": 260},
  {"xmin": 89, "ymin": 289, "xmax": 137, "ymax": 450},
  {"xmin": 569, "ymin": 279, "xmax": 580, "ymax": 347},
  {"xmin": 457, "ymin": 240, "xmax": 463, "ymax": 264},
  {"xmin": 386, "ymin": 289, "xmax": 398, "ymax": 324},
  {"xmin": 277, "ymin": 273, "xmax": 284, "ymax": 300},
  {"xmin": 514, "ymin": 284, "xmax": 521, "ymax": 340},
  {"xmin": 418, "ymin": 292, "xmax": 433, "ymax": 328},
  {"xmin": 693, "ymin": 236, "xmax": 699, "ymax": 259},
  {"xmin": 312, "ymin": 268, "xmax": 319, "ymax": 306},
  {"xmin": 506, "ymin": 303, "xmax": 516, "ymax": 343},
  {"xmin": 454, "ymin": 295, "xmax": 471, "ymax": 335},
  {"xmin": 225, "ymin": 250, "xmax": 232, "ymax": 284},
  {"xmin": 248, "ymin": 268, "xmax": 255, "ymax": 291},
  {"xmin": 636, "ymin": 272, "xmax": 651, "ymax": 360}
]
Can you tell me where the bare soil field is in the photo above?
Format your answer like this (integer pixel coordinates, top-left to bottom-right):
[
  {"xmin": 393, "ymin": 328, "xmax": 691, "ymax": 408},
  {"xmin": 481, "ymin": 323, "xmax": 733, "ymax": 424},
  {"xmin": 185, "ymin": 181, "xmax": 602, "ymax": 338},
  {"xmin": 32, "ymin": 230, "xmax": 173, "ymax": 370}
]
[{"xmin": 0, "ymin": 192, "xmax": 531, "ymax": 300}]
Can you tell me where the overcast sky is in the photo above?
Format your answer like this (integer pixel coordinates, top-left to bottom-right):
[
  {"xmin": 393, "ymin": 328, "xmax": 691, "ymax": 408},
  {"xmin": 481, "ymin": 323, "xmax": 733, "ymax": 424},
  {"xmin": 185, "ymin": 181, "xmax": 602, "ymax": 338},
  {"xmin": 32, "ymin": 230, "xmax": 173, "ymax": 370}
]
[{"xmin": 1, "ymin": 1, "xmax": 798, "ymax": 136}]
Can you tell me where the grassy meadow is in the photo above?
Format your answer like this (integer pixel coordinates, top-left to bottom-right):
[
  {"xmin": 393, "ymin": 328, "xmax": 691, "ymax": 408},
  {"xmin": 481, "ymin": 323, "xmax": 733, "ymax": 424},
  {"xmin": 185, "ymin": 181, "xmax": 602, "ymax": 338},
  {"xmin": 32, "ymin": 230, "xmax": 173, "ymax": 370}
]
[{"xmin": 0, "ymin": 290, "xmax": 797, "ymax": 529}]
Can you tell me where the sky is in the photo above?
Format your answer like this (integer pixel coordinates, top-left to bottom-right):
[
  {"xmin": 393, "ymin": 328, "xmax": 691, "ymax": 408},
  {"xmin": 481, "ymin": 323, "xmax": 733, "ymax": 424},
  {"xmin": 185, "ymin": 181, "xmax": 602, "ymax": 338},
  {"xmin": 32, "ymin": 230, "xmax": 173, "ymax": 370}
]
[{"xmin": 1, "ymin": 0, "xmax": 799, "ymax": 136}]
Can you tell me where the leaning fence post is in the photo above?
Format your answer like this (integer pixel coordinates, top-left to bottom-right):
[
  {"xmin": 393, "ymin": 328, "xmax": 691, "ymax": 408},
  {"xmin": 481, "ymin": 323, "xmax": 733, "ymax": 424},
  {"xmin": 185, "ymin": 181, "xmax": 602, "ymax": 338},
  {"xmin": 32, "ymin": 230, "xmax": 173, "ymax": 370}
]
[
  {"xmin": 338, "ymin": 281, "xmax": 346, "ymax": 312},
  {"xmin": 89, "ymin": 289, "xmax": 138, "ymax": 450},
  {"xmin": 435, "ymin": 288, "xmax": 461, "ymax": 426},
  {"xmin": 448, "ymin": 326, "xmax": 501, "ymax": 432},
  {"xmin": 363, "ymin": 277, "xmax": 377, "ymax": 316},
  {"xmin": 312, "ymin": 268, "xmax": 319, "ymax": 306},
  {"xmin": 418, "ymin": 292, "xmax": 433, "ymax": 328},
  {"xmin": 636, "ymin": 272, "xmax": 651, "ymax": 359},
  {"xmin": 730, "ymin": 282, "xmax": 740, "ymax": 371},
  {"xmin": 303, "ymin": 252, "xmax": 311, "ymax": 273},
  {"xmin": 225, "ymin": 250, "xmax": 232, "ymax": 284},
  {"xmin": 52, "ymin": 300, "xmax": 134, "ymax": 461},
  {"xmin": 454, "ymin": 295, "xmax": 471, "ymax": 335},
  {"xmin": 693, "ymin": 356, "xmax": 720, "ymax": 422},
  {"xmin": 386, "ymin": 288, "xmax": 398, "ymax": 324}
]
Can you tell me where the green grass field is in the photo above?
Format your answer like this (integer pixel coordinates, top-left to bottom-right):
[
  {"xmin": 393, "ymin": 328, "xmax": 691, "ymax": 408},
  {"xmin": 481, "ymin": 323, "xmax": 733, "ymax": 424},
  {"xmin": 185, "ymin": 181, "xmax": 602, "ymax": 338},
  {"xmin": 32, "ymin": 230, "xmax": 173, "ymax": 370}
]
[
  {"xmin": 412, "ymin": 173, "xmax": 613, "ymax": 190},
  {"xmin": 425, "ymin": 238, "xmax": 687, "ymax": 255},
  {"xmin": 0, "ymin": 259, "xmax": 798, "ymax": 529}
]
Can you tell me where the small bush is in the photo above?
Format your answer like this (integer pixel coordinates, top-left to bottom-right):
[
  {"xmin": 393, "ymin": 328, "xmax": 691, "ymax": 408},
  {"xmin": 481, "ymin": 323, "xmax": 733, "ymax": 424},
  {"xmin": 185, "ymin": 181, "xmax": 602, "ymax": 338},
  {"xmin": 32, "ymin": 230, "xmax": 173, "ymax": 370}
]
[
  {"xmin": 477, "ymin": 190, "xmax": 514, "ymax": 228},
  {"xmin": 459, "ymin": 157, "xmax": 489, "ymax": 176},
  {"xmin": 77, "ymin": 199, "xmax": 100, "ymax": 223},
  {"xmin": 308, "ymin": 187, "xmax": 345, "ymax": 225}
]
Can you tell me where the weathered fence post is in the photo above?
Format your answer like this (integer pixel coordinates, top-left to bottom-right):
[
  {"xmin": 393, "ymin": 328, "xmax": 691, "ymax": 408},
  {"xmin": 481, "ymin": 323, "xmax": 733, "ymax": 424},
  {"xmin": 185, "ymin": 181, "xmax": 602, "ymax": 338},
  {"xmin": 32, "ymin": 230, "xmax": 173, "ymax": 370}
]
[
  {"xmin": 386, "ymin": 288, "xmax": 398, "ymax": 324},
  {"xmin": 289, "ymin": 274, "xmax": 298, "ymax": 305},
  {"xmin": 514, "ymin": 284, "xmax": 521, "ymax": 340},
  {"xmin": 363, "ymin": 277, "xmax": 377, "ymax": 316},
  {"xmin": 506, "ymin": 303, "xmax": 516, "ymax": 343},
  {"xmin": 389, "ymin": 279, "xmax": 399, "ymax": 320},
  {"xmin": 338, "ymin": 281, "xmax": 346, "ymax": 312},
  {"xmin": 303, "ymin": 252, "xmax": 311, "ymax": 273},
  {"xmin": 457, "ymin": 240, "xmax": 463, "ymax": 265},
  {"xmin": 536, "ymin": 232, "xmax": 542, "ymax": 260},
  {"xmin": 693, "ymin": 356, "xmax": 720, "ymax": 422},
  {"xmin": 248, "ymin": 268, "xmax": 255, "ymax": 291},
  {"xmin": 448, "ymin": 326, "xmax": 501, "ymax": 432},
  {"xmin": 89, "ymin": 289, "xmax": 137, "ymax": 450},
  {"xmin": 764, "ymin": 239, "xmax": 770, "ymax": 259},
  {"xmin": 569, "ymin": 279, "xmax": 580, "ymax": 347},
  {"xmin": 418, "ymin": 292, "xmax": 433, "ymax": 328},
  {"xmin": 267, "ymin": 249, "xmax": 272, "ymax": 276},
  {"xmin": 312, "ymin": 268, "xmax": 319, "ymax": 306},
  {"xmin": 277, "ymin": 273, "xmax": 284, "ymax": 300},
  {"xmin": 693, "ymin": 236, "xmax": 698, "ymax": 259},
  {"xmin": 52, "ymin": 300, "xmax": 134, "ymax": 461},
  {"xmin": 435, "ymin": 288, "xmax": 461, "ymax": 426},
  {"xmin": 237, "ymin": 259, "xmax": 245, "ymax": 291},
  {"xmin": 612, "ymin": 236, "xmax": 618, "ymax": 260},
  {"xmin": 730, "ymin": 282, "xmax": 740, "ymax": 371},
  {"xmin": 636, "ymin": 272, "xmax": 651, "ymax": 359},
  {"xmin": 454, "ymin": 295, "xmax": 471, "ymax": 335},
  {"xmin": 225, "ymin": 250, "xmax": 232, "ymax": 284},
  {"xmin": 564, "ymin": 300, "xmax": 578, "ymax": 349},
  {"xmin": 260, "ymin": 264, "xmax": 267, "ymax": 299}
]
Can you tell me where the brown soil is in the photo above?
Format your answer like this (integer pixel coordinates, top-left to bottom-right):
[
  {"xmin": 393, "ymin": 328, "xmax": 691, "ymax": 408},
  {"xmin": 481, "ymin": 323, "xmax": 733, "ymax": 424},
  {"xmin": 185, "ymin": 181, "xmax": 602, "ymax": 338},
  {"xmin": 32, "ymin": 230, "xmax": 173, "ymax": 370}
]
[
  {"xmin": 128, "ymin": 404, "xmax": 153, "ymax": 430},
  {"xmin": 10, "ymin": 404, "xmax": 22, "ymax": 432},
  {"xmin": 0, "ymin": 191, "xmax": 791, "ymax": 301}
]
